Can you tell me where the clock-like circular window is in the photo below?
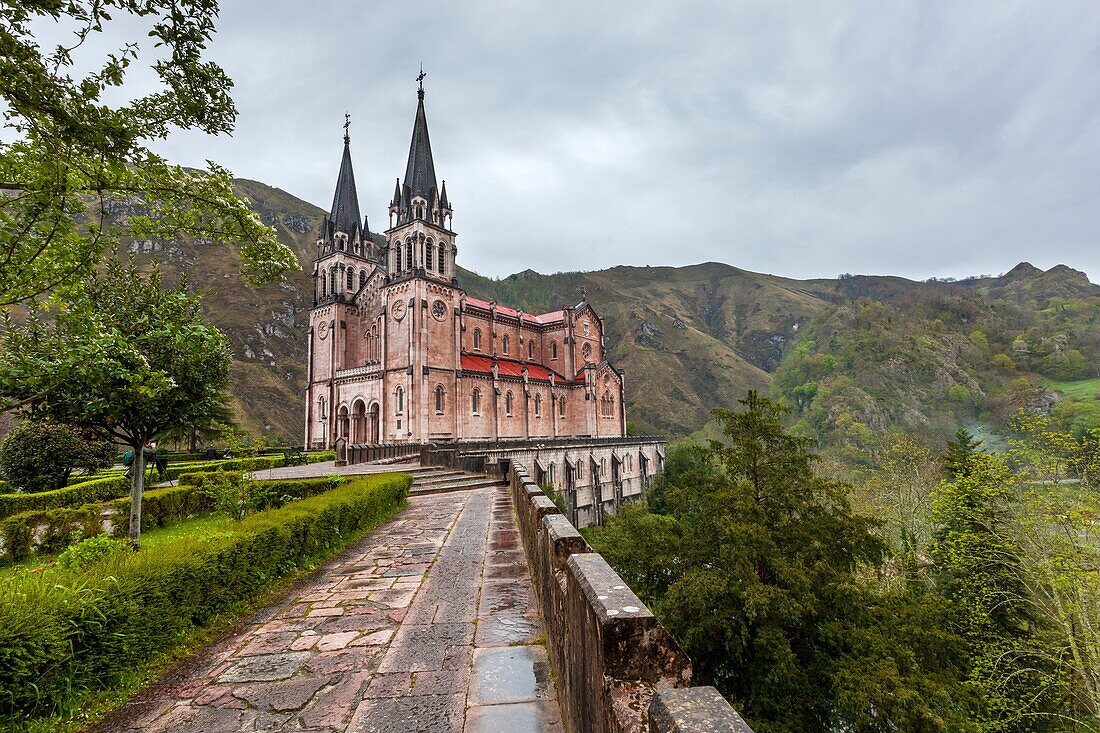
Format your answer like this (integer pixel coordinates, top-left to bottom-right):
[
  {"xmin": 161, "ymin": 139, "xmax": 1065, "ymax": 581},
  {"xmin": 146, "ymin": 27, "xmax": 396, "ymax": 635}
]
[
  {"xmin": 582, "ymin": 342, "xmax": 592, "ymax": 362},
  {"xmin": 432, "ymin": 300, "xmax": 446, "ymax": 321},
  {"xmin": 391, "ymin": 299, "xmax": 407, "ymax": 321}
]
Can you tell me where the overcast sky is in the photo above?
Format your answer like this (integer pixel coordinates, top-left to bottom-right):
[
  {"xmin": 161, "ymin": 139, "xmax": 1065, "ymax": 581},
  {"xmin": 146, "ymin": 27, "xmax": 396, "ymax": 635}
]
[{"xmin": 51, "ymin": 2, "xmax": 1100, "ymax": 282}]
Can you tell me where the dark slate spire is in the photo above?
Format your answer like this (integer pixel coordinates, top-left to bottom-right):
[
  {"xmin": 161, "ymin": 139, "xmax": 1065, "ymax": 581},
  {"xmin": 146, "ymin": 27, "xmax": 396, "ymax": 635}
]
[
  {"xmin": 402, "ymin": 77, "xmax": 438, "ymax": 201},
  {"xmin": 440, "ymin": 180, "xmax": 449, "ymax": 208},
  {"xmin": 329, "ymin": 115, "xmax": 363, "ymax": 239}
]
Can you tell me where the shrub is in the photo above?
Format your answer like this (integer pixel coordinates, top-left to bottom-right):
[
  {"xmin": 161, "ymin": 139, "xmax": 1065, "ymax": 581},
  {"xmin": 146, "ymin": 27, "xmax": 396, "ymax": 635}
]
[
  {"xmin": 0, "ymin": 505, "xmax": 102, "ymax": 563},
  {"xmin": 0, "ymin": 421, "xmax": 115, "ymax": 493},
  {"xmin": 56, "ymin": 534, "xmax": 132, "ymax": 570},
  {"xmin": 0, "ymin": 472, "xmax": 410, "ymax": 719},
  {"xmin": 0, "ymin": 475, "xmax": 130, "ymax": 519}
]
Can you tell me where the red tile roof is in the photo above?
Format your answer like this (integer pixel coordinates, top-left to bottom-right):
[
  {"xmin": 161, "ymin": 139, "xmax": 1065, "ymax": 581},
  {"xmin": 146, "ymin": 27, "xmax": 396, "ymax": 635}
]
[
  {"xmin": 461, "ymin": 354, "xmax": 571, "ymax": 382},
  {"xmin": 463, "ymin": 298, "xmax": 565, "ymax": 325}
]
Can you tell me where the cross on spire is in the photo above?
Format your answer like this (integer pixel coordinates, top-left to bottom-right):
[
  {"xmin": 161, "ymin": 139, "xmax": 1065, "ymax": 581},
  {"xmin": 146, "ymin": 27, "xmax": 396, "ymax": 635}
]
[
  {"xmin": 417, "ymin": 65, "xmax": 426, "ymax": 99},
  {"xmin": 343, "ymin": 112, "xmax": 351, "ymax": 144}
]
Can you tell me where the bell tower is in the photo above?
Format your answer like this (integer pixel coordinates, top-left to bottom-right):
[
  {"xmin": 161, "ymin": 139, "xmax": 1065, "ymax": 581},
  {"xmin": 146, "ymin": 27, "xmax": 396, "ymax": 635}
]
[
  {"xmin": 305, "ymin": 118, "xmax": 376, "ymax": 449},
  {"xmin": 383, "ymin": 73, "xmax": 456, "ymax": 282}
]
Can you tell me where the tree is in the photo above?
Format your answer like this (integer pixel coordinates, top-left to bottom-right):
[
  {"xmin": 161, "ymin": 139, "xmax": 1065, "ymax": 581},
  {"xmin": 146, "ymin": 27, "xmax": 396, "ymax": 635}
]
[
  {"xmin": 589, "ymin": 392, "xmax": 970, "ymax": 732},
  {"xmin": 943, "ymin": 428, "xmax": 983, "ymax": 479},
  {"xmin": 0, "ymin": 0, "xmax": 298, "ymax": 307},
  {"xmin": 929, "ymin": 452, "xmax": 1063, "ymax": 730},
  {"xmin": 160, "ymin": 388, "xmax": 237, "ymax": 452},
  {"xmin": 0, "ymin": 261, "xmax": 231, "ymax": 547},
  {"xmin": 0, "ymin": 420, "xmax": 114, "ymax": 492}
]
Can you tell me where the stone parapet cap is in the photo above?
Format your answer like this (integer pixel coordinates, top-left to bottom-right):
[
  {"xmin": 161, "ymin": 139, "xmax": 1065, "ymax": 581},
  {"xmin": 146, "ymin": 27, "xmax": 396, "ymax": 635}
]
[{"xmin": 649, "ymin": 687, "xmax": 754, "ymax": 733}]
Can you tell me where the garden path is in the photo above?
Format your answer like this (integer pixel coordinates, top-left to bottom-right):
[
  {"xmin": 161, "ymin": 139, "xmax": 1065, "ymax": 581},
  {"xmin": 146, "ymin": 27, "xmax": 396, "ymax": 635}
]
[{"xmin": 89, "ymin": 485, "xmax": 563, "ymax": 733}]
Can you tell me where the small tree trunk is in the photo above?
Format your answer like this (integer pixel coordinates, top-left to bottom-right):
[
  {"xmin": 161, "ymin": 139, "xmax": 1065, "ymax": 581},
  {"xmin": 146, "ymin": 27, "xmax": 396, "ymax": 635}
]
[{"xmin": 129, "ymin": 446, "xmax": 145, "ymax": 550}]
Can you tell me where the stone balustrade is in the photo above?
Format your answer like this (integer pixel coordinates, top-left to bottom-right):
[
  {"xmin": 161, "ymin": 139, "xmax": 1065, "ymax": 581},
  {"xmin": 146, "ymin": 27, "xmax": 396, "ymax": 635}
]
[{"xmin": 506, "ymin": 462, "xmax": 753, "ymax": 733}]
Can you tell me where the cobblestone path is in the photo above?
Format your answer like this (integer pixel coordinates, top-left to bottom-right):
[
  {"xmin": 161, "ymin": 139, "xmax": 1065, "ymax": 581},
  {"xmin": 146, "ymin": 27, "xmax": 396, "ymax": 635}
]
[{"xmin": 92, "ymin": 487, "xmax": 562, "ymax": 733}]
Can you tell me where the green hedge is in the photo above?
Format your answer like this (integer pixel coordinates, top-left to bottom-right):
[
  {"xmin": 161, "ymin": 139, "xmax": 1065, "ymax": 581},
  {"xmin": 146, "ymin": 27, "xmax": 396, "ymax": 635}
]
[
  {"xmin": 0, "ymin": 476, "xmax": 350, "ymax": 563},
  {"xmin": 0, "ymin": 472, "xmax": 410, "ymax": 719},
  {"xmin": 0, "ymin": 476, "xmax": 130, "ymax": 520}
]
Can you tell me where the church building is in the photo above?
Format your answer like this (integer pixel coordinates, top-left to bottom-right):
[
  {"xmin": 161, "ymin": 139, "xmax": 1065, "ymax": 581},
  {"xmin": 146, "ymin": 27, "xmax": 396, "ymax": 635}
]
[{"xmin": 305, "ymin": 82, "xmax": 627, "ymax": 448}]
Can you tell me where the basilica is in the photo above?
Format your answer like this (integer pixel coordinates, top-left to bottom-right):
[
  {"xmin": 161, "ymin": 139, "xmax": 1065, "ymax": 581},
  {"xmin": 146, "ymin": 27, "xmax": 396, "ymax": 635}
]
[{"xmin": 304, "ymin": 82, "xmax": 627, "ymax": 448}]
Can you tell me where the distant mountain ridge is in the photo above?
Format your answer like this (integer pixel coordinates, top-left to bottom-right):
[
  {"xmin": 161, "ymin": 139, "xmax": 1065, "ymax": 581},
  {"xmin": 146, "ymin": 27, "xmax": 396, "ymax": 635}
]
[{"xmin": 136, "ymin": 178, "xmax": 1098, "ymax": 444}]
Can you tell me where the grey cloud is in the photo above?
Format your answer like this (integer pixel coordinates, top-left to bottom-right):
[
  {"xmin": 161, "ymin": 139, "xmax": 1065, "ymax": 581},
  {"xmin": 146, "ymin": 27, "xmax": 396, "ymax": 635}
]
[{"xmin": 48, "ymin": 0, "xmax": 1100, "ymax": 281}]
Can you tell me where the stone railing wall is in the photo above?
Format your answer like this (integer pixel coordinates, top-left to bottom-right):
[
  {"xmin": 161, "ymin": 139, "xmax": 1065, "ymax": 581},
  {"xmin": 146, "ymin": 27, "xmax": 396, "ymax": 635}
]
[
  {"xmin": 507, "ymin": 462, "xmax": 753, "ymax": 733},
  {"xmin": 345, "ymin": 443, "xmax": 427, "ymax": 465},
  {"xmin": 421, "ymin": 437, "xmax": 668, "ymax": 528}
]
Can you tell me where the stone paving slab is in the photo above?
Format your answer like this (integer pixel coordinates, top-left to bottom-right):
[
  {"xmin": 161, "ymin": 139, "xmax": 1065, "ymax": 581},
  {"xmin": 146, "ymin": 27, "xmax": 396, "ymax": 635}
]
[{"xmin": 89, "ymin": 482, "xmax": 563, "ymax": 733}]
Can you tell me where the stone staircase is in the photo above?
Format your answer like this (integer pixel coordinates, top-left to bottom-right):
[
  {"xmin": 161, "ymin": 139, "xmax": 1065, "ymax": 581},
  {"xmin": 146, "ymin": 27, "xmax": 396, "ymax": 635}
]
[{"xmin": 403, "ymin": 466, "xmax": 505, "ymax": 497}]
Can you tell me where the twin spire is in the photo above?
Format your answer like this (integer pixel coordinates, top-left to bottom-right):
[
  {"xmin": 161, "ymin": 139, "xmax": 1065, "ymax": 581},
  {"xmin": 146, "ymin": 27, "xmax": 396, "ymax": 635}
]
[{"xmin": 321, "ymin": 73, "xmax": 449, "ymax": 257}]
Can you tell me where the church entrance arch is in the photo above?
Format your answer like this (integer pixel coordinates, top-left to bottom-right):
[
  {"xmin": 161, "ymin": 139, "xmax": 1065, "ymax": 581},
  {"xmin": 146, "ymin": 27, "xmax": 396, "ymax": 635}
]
[
  {"xmin": 352, "ymin": 400, "xmax": 367, "ymax": 443},
  {"xmin": 368, "ymin": 402, "xmax": 380, "ymax": 444},
  {"xmin": 337, "ymin": 405, "xmax": 350, "ymax": 440}
]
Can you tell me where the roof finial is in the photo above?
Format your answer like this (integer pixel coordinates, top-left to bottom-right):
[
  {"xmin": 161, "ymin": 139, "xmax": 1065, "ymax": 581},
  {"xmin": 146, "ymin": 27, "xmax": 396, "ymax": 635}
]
[
  {"xmin": 343, "ymin": 112, "xmax": 351, "ymax": 144},
  {"xmin": 417, "ymin": 64, "xmax": 426, "ymax": 99}
]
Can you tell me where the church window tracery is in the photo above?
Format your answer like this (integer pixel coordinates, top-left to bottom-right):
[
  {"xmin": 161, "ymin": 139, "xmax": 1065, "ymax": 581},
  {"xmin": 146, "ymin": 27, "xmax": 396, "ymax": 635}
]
[
  {"xmin": 405, "ymin": 240, "xmax": 413, "ymax": 270},
  {"xmin": 395, "ymin": 246, "xmax": 402, "ymax": 272},
  {"xmin": 471, "ymin": 389, "xmax": 481, "ymax": 414},
  {"xmin": 505, "ymin": 391, "xmax": 513, "ymax": 416},
  {"xmin": 435, "ymin": 385, "xmax": 445, "ymax": 413},
  {"xmin": 359, "ymin": 271, "xmax": 366, "ymax": 289},
  {"xmin": 438, "ymin": 243, "xmax": 446, "ymax": 274},
  {"xmin": 473, "ymin": 329, "xmax": 482, "ymax": 351},
  {"xmin": 502, "ymin": 335, "xmax": 510, "ymax": 354},
  {"xmin": 347, "ymin": 268, "xmax": 354, "ymax": 290}
]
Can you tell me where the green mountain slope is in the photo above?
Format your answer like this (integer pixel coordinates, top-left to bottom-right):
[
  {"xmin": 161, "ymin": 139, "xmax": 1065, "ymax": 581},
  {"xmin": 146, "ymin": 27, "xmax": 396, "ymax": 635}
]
[{"xmin": 136, "ymin": 179, "xmax": 1099, "ymax": 445}]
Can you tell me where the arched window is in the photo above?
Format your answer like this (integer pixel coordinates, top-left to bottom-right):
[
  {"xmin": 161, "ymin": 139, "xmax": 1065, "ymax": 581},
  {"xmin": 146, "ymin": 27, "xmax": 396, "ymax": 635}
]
[
  {"xmin": 395, "ymin": 245, "xmax": 402, "ymax": 272},
  {"xmin": 426, "ymin": 240, "xmax": 434, "ymax": 270},
  {"xmin": 551, "ymin": 341, "xmax": 558, "ymax": 360},
  {"xmin": 435, "ymin": 385, "xmax": 445, "ymax": 413},
  {"xmin": 396, "ymin": 387, "xmax": 404, "ymax": 414},
  {"xmin": 471, "ymin": 389, "xmax": 481, "ymax": 414},
  {"xmin": 318, "ymin": 395, "xmax": 327, "ymax": 420},
  {"xmin": 473, "ymin": 328, "xmax": 482, "ymax": 351},
  {"xmin": 534, "ymin": 393, "xmax": 542, "ymax": 417},
  {"xmin": 559, "ymin": 396, "xmax": 566, "ymax": 418},
  {"xmin": 505, "ymin": 391, "xmax": 514, "ymax": 416},
  {"xmin": 502, "ymin": 335, "xmax": 510, "ymax": 354},
  {"xmin": 405, "ymin": 240, "xmax": 413, "ymax": 270},
  {"xmin": 359, "ymin": 270, "xmax": 366, "ymax": 288},
  {"xmin": 528, "ymin": 340, "xmax": 534, "ymax": 359},
  {"xmin": 347, "ymin": 268, "xmax": 354, "ymax": 290},
  {"xmin": 438, "ymin": 243, "xmax": 446, "ymax": 273},
  {"xmin": 321, "ymin": 271, "xmax": 327, "ymax": 297}
]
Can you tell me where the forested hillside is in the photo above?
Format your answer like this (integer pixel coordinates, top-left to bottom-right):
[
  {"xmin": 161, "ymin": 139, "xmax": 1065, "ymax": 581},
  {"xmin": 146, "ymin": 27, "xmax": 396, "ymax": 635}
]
[{"xmin": 148, "ymin": 179, "xmax": 1099, "ymax": 446}]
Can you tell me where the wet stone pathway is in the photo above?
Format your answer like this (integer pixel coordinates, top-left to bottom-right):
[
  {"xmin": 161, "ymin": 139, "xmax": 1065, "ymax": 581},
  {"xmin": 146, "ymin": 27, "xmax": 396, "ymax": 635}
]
[{"xmin": 93, "ymin": 486, "xmax": 562, "ymax": 733}]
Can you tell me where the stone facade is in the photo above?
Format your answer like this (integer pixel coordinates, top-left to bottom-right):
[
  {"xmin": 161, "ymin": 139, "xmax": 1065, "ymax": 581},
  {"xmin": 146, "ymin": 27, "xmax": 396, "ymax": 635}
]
[{"xmin": 305, "ymin": 84, "xmax": 626, "ymax": 449}]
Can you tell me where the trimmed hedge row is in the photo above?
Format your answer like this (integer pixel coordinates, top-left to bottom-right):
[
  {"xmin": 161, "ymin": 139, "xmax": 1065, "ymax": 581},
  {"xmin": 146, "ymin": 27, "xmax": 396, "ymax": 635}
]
[
  {"xmin": 0, "ymin": 476, "xmax": 130, "ymax": 520},
  {"xmin": 0, "ymin": 476, "xmax": 349, "ymax": 563},
  {"xmin": 12, "ymin": 451, "xmax": 342, "ymax": 517},
  {"xmin": 0, "ymin": 472, "xmax": 411, "ymax": 719}
]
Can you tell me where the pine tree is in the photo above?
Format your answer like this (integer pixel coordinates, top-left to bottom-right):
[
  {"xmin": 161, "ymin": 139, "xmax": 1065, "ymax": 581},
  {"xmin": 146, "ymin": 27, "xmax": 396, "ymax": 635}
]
[{"xmin": 943, "ymin": 428, "xmax": 983, "ymax": 479}]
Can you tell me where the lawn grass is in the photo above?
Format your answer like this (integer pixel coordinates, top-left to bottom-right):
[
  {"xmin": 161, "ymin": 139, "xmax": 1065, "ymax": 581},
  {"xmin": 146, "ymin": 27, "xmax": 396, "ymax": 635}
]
[{"xmin": 1042, "ymin": 377, "xmax": 1100, "ymax": 403}]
